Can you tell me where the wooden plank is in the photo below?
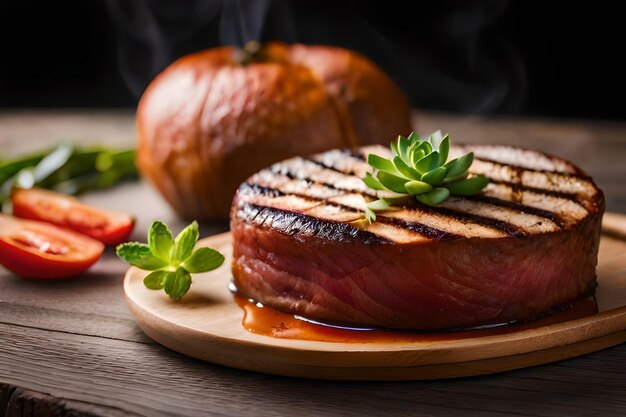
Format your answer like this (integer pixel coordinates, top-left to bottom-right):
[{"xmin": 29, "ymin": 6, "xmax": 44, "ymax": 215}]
[
  {"xmin": 0, "ymin": 109, "xmax": 135, "ymax": 155},
  {"xmin": 0, "ymin": 252, "xmax": 150, "ymax": 343},
  {"xmin": 417, "ymin": 113, "xmax": 626, "ymax": 212},
  {"xmin": 2, "ymin": 110, "xmax": 626, "ymax": 415},
  {"xmin": 122, "ymin": 232, "xmax": 626, "ymax": 380},
  {"xmin": 1, "ymin": 385, "xmax": 135, "ymax": 417},
  {"xmin": 2, "ymin": 323, "xmax": 626, "ymax": 417}
]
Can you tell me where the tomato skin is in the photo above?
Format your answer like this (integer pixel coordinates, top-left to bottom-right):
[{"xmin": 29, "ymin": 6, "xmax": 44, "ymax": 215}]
[
  {"xmin": 11, "ymin": 188, "xmax": 135, "ymax": 245},
  {"xmin": 0, "ymin": 215, "xmax": 104, "ymax": 279}
]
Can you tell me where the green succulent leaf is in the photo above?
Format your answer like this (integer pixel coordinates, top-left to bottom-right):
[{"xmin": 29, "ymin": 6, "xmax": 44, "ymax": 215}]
[
  {"xmin": 360, "ymin": 131, "xmax": 488, "ymax": 221},
  {"xmin": 406, "ymin": 142, "xmax": 417, "ymax": 162},
  {"xmin": 390, "ymin": 138, "xmax": 400, "ymax": 158},
  {"xmin": 438, "ymin": 136, "xmax": 450, "ymax": 166},
  {"xmin": 383, "ymin": 195, "xmax": 414, "ymax": 206},
  {"xmin": 405, "ymin": 180, "xmax": 433, "ymax": 195},
  {"xmin": 362, "ymin": 198, "xmax": 402, "ymax": 224},
  {"xmin": 398, "ymin": 136, "xmax": 410, "ymax": 161},
  {"xmin": 445, "ymin": 175, "xmax": 490, "ymax": 196},
  {"xmin": 368, "ymin": 154, "xmax": 397, "ymax": 174},
  {"xmin": 428, "ymin": 130, "xmax": 444, "ymax": 151},
  {"xmin": 415, "ymin": 151, "xmax": 440, "ymax": 175},
  {"xmin": 393, "ymin": 156, "xmax": 420, "ymax": 179},
  {"xmin": 421, "ymin": 166, "xmax": 447, "ymax": 185},
  {"xmin": 445, "ymin": 152, "xmax": 474, "ymax": 178},
  {"xmin": 377, "ymin": 171, "xmax": 408, "ymax": 193},
  {"xmin": 362, "ymin": 173, "xmax": 386, "ymax": 190},
  {"xmin": 443, "ymin": 172, "xmax": 469, "ymax": 184},
  {"xmin": 367, "ymin": 198, "xmax": 391, "ymax": 211},
  {"xmin": 417, "ymin": 140, "xmax": 433, "ymax": 155},
  {"xmin": 407, "ymin": 131, "xmax": 420, "ymax": 143},
  {"xmin": 416, "ymin": 187, "xmax": 450, "ymax": 206},
  {"xmin": 411, "ymin": 149, "xmax": 426, "ymax": 167},
  {"xmin": 364, "ymin": 206, "xmax": 377, "ymax": 223}
]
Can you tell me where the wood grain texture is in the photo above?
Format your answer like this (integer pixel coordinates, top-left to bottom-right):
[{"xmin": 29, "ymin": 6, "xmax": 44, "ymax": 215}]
[
  {"xmin": 603, "ymin": 212, "xmax": 626, "ymax": 240},
  {"xmin": 123, "ymin": 232, "xmax": 626, "ymax": 380},
  {"xmin": 0, "ymin": 385, "xmax": 134, "ymax": 417},
  {"xmin": 2, "ymin": 110, "xmax": 626, "ymax": 415}
]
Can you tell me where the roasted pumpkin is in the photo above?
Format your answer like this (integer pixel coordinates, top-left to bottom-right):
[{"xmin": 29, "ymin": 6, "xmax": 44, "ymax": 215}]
[{"xmin": 137, "ymin": 42, "xmax": 411, "ymax": 220}]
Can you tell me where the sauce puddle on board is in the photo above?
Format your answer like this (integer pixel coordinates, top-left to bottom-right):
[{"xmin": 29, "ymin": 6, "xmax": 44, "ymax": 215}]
[{"xmin": 232, "ymin": 289, "xmax": 598, "ymax": 343}]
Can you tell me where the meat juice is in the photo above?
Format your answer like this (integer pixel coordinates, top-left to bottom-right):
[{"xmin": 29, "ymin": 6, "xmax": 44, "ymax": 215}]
[{"xmin": 232, "ymin": 286, "xmax": 598, "ymax": 343}]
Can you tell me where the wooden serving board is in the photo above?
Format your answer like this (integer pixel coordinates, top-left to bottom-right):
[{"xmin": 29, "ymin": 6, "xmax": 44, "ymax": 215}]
[{"xmin": 124, "ymin": 218, "xmax": 626, "ymax": 381}]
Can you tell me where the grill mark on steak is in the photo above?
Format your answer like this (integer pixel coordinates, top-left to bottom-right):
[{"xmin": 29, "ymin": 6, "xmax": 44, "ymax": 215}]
[
  {"xmin": 375, "ymin": 217, "xmax": 459, "ymax": 241},
  {"xmin": 303, "ymin": 156, "xmax": 361, "ymax": 177},
  {"xmin": 269, "ymin": 162, "xmax": 366, "ymax": 195},
  {"xmin": 240, "ymin": 182, "xmax": 461, "ymax": 240},
  {"xmin": 259, "ymin": 160, "xmax": 569, "ymax": 236},
  {"xmin": 231, "ymin": 144, "xmax": 605, "ymax": 330},
  {"xmin": 244, "ymin": 142, "xmax": 605, "ymax": 240},
  {"xmin": 469, "ymin": 160, "xmax": 597, "ymax": 202},
  {"xmin": 327, "ymin": 148, "xmax": 592, "ymax": 206},
  {"xmin": 339, "ymin": 151, "xmax": 589, "ymax": 208},
  {"xmin": 236, "ymin": 203, "xmax": 391, "ymax": 244},
  {"xmin": 345, "ymin": 148, "xmax": 595, "ymax": 222},
  {"xmin": 470, "ymin": 156, "xmax": 583, "ymax": 177},
  {"xmin": 482, "ymin": 183, "xmax": 589, "ymax": 226},
  {"xmin": 356, "ymin": 145, "xmax": 597, "ymax": 202},
  {"xmin": 412, "ymin": 202, "xmax": 527, "ymax": 237},
  {"xmin": 487, "ymin": 178, "xmax": 580, "ymax": 204},
  {"xmin": 466, "ymin": 194, "xmax": 565, "ymax": 227},
  {"xmin": 290, "ymin": 154, "xmax": 567, "ymax": 234},
  {"xmin": 346, "ymin": 148, "xmax": 367, "ymax": 161},
  {"xmin": 243, "ymin": 179, "xmax": 526, "ymax": 239},
  {"xmin": 343, "ymin": 148, "xmax": 367, "ymax": 162}
]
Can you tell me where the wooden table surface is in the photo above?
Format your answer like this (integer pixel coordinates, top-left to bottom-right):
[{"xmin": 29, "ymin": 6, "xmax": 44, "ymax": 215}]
[{"xmin": 1, "ymin": 110, "xmax": 626, "ymax": 417}]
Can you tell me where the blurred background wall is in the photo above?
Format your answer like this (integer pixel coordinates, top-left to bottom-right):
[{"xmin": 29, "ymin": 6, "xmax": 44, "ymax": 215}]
[{"xmin": 1, "ymin": 0, "xmax": 624, "ymax": 119}]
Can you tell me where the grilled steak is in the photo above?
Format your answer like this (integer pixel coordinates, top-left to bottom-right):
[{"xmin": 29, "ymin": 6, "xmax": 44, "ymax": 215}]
[{"xmin": 230, "ymin": 145, "xmax": 604, "ymax": 330}]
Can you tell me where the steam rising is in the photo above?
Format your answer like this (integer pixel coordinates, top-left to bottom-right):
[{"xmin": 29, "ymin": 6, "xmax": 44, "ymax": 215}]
[
  {"xmin": 105, "ymin": 0, "xmax": 525, "ymax": 114},
  {"xmin": 219, "ymin": 0, "xmax": 273, "ymax": 46}
]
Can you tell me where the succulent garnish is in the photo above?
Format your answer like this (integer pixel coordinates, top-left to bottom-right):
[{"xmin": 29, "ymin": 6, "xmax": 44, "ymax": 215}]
[
  {"xmin": 116, "ymin": 221, "xmax": 225, "ymax": 300},
  {"xmin": 362, "ymin": 131, "xmax": 489, "ymax": 223}
]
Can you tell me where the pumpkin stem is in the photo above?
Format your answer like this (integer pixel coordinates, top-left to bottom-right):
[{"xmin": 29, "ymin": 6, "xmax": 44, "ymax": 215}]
[{"xmin": 234, "ymin": 41, "xmax": 267, "ymax": 66}]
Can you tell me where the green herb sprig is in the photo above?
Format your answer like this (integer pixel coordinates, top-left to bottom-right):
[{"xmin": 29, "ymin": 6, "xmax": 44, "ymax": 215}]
[
  {"xmin": 362, "ymin": 130, "xmax": 488, "ymax": 222},
  {"xmin": 116, "ymin": 221, "xmax": 225, "ymax": 300},
  {"xmin": 1, "ymin": 143, "xmax": 138, "ymax": 209}
]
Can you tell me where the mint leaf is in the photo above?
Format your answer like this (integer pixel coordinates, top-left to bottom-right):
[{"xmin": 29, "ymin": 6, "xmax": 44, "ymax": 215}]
[
  {"xmin": 148, "ymin": 221, "xmax": 174, "ymax": 262},
  {"xmin": 143, "ymin": 270, "xmax": 171, "ymax": 290},
  {"xmin": 117, "ymin": 220, "xmax": 225, "ymax": 300},
  {"xmin": 164, "ymin": 268, "xmax": 192, "ymax": 300},
  {"xmin": 171, "ymin": 221, "xmax": 199, "ymax": 263},
  {"xmin": 116, "ymin": 243, "xmax": 168, "ymax": 270},
  {"xmin": 182, "ymin": 247, "xmax": 225, "ymax": 273}
]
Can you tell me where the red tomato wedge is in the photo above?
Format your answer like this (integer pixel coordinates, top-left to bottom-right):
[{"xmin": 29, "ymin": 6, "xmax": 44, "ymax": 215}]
[
  {"xmin": 11, "ymin": 188, "xmax": 135, "ymax": 245},
  {"xmin": 0, "ymin": 214, "xmax": 104, "ymax": 279}
]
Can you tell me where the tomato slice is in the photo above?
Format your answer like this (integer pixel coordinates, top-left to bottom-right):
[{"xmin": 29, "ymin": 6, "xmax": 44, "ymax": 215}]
[
  {"xmin": 0, "ymin": 214, "xmax": 104, "ymax": 279},
  {"xmin": 11, "ymin": 188, "xmax": 135, "ymax": 245}
]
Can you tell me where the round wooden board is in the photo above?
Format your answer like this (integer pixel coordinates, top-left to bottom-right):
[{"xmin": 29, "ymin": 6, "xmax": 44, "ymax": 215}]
[{"xmin": 124, "ymin": 231, "xmax": 626, "ymax": 381}]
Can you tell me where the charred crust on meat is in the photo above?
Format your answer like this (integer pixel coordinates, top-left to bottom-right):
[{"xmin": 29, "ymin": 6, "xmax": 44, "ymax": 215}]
[
  {"xmin": 234, "ymin": 145, "xmax": 604, "ymax": 245},
  {"xmin": 236, "ymin": 203, "xmax": 391, "ymax": 244},
  {"xmin": 230, "ymin": 144, "xmax": 605, "ymax": 330}
]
